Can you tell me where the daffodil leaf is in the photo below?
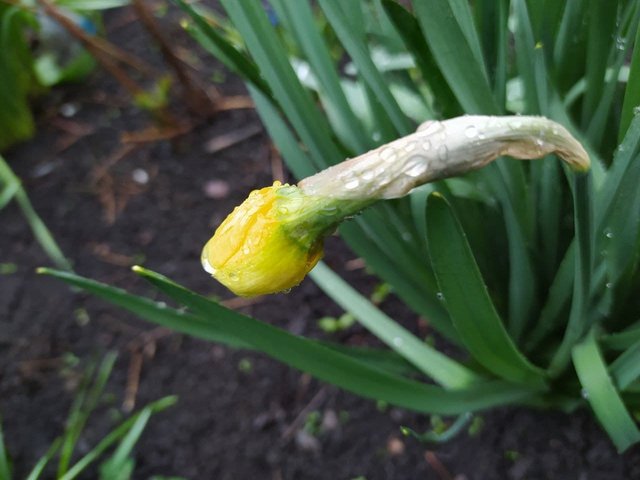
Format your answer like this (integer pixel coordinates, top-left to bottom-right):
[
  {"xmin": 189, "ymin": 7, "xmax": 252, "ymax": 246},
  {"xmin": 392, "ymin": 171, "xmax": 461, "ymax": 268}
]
[
  {"xmin": 572, "ymin": 328, "xmax": 640, "ymax": 453},
  {"xmin": 426, "ymin": 193, "xmax": 546, "ymax": 386}
]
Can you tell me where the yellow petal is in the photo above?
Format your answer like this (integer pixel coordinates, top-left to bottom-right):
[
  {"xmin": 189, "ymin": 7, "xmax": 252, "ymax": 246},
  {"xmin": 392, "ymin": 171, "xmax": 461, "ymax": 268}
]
[{"xmin": 201, "ymin": 182, "xmax": 325, "ymax": 296}]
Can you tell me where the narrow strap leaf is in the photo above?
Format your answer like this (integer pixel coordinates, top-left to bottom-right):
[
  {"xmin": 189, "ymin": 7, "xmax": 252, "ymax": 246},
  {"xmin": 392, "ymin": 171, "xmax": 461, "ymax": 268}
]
[
  {"xmin": 426, "ymin": 193, "xmax": 546, "ymax": 386},
  {"xmin": 572, "ymin": 328, "xmax": 640, "ymax": 453}
]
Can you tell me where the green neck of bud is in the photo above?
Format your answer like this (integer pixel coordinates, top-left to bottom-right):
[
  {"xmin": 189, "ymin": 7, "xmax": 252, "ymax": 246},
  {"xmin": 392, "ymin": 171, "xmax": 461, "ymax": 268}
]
[{"xmin": 274, "ymin": 184, "xmax": 372, "ymax": 251}]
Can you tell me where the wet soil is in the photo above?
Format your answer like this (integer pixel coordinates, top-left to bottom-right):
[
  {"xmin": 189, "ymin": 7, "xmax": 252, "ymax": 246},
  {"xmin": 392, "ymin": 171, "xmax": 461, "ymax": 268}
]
[{"xmin": 1, "ymin": 5, "xmax": 640, "ymax": 480}]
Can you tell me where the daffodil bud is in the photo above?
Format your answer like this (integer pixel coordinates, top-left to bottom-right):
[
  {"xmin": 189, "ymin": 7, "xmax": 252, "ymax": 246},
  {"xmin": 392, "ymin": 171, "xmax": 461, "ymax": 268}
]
[
  {"xmin": 201, "ymin": 181, "xmax": 369, "ymax": 296},
  {"xmin": 203, "ymin": 115, "xmax": 589, "ymax": 296}
]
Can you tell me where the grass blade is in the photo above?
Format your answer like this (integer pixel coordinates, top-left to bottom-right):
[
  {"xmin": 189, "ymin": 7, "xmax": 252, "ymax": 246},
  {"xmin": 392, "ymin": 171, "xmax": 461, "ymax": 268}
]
[
  {"xmin": 221, "ymin": 0, "xmax": 342, "ymax": 170},
  {"xmin": 426, "ymin": 193, "xmax": 546, "ymax": 385},
  {"xmin": 319, "ymin": 0, "xmax": 412, "ymax": 135},
  {"xmin": 99, "ymin": 408, "xmax": 152, "ymax": 479},
  {"xmin": 381, "ymin": 0, "xmax": 460, "ymax": 118},
  {"xmin": 581, "ymin": 0, "xmax": 619, "ymax": 127},
  {"xmin": 248, "ymin": 85, "xmax": 316, "ymax": 180},
  {"xmin": 0, "ymin": 420, "xmax": 11, "ymax": 480},
  {"xmin": 620, "ymin": 18, "xmax": 640, "ymax": 140},
  {"xmin": 309, "ymin": 262, "xmax": 483, "ymax": 389},
  {"xmin": 25, "ymin": 438, "xmax": 62, "ymax": 480},
  {"xmin": 269, "ymin": 0, "xmax": 372, "ymax": 153},
  {"xmin": 610, "ymin": 340, "xmax": 640, "ymax": 390},
  {"xmin": 172, "ymin": 0, "xmax": 272, "ymax": 97},
  {"xmin": 412, "ymin": 0, "xmax": 498, "ymax": 113},
  {"xmin": 59, "ymin": 397, "xmax": 177, "ymax": 480},
  {"xmin": 0, "ymin": 156, "xmax": 71, "ymax": 271},
  {"xmin": 57, "ymin": 353, "xmax": 117, "ymax": 477},
  {"xmin": 572, "ymin": 328, "xmax": 640, "ymax": 452},
  {"xmin": 549, "ymin": 173, "xmax": 594, "ymax": 375}
]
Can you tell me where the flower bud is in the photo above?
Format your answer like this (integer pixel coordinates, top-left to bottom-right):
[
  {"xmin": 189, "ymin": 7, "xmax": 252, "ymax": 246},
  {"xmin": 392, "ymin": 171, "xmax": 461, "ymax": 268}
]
[
  {"xmin": 203, "ymin": 115, "xmax": 590, "ymax": 296},
  {"xmin": 201, "ymin": 181, "xmax": 368, "ymax": 296}
]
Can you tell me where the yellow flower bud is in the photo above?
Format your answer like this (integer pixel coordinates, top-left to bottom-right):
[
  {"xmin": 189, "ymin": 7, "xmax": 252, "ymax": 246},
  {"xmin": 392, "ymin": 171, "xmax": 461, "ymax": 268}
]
[
  {"xmin": 201, "ymin": 181, "xmax": 367, "ymax": 296},
  {"xmin": 203, "ymin": 115, "xmax": 589, "ymax": 296}
]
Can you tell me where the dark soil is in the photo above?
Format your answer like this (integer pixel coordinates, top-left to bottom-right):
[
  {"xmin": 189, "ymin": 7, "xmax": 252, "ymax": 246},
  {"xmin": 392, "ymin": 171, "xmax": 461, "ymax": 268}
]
[{"xmin": 2, "ymin": 5, "xmax": 640, "ymax": 480}]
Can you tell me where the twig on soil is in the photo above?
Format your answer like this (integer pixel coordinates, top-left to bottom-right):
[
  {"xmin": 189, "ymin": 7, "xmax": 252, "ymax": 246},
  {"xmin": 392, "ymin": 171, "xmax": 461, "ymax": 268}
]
[
  {"xmin": 131, "ymin": 0, "xmax": 216, "ymax": 117},
  {"xmin": 123, "ymin": 327, "xmax": 175, "ymax": 412},
  {"xmin": 280, "ymin": 387, "xmax": 327, "ymax": 442},
  {"xmin": 204, "ymin": 124, "xmax": 263, "ymax": 154},
  {"xmin": 425, "ymin": 451, "xmax": 454, "ymax": 480},
  {"xmin": 123, "ymin": 350, "xmax": 143, "ymax": 413}
]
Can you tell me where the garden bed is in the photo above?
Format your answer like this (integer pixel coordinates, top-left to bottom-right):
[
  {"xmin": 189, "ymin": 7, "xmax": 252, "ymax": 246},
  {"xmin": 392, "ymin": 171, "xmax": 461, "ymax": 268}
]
[{"xmin": 1, "ymin": 5, "xmax": 640, "ymax": 479}]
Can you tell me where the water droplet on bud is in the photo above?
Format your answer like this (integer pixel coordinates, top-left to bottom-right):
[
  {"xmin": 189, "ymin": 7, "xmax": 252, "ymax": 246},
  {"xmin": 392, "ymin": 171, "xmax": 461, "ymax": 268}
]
[{"xmin": 464, "ymin": 125, "xmax": 478, "ymax": 138}]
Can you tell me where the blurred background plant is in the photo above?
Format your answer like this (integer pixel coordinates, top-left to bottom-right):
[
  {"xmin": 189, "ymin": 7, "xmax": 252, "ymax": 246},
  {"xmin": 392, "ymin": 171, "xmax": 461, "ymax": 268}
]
[
  {"xmin": 42, "ymin": 0, "xmax": 640, "ymax": 453},
  {"xmin": 0, "ymin": 352, "xmax": 177, "ymax": 480}
]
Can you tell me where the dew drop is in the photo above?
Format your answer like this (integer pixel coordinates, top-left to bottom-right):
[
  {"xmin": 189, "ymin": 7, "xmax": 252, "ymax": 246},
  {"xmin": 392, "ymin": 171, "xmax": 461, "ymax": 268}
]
[
  {"xmin": 604, "ymin": 229, "xmax": 614, "ymax": 239},
  {"xmin": 580, "ymin": 388, "xmax": 589, "ymax": 399},
  {"xmin": 202, "ymin": 256, "xmax": 217, "ymax": 275},
  {"xmin": 464, "ymin": 125, "xmax": 478, "ymax": 138},
  {"xmin": 403, "ymin": 141, "xmax": 418, "ymax": 153},
  {"xmin": 606, "ymin": 282, "xmax": 613, "ymax": 289},
  {"xmin": 436, "ymin": 292, "xmax": 444, "ymax": 301},
  {"xmin": 156, "ymin": 301, "xmax": 167, "ymax": 309},
  {"xmin": 380, "ymin": 147, "xmax": 396, "ymax": 161},
  {"xmin": 345, "ymin": 178, "xmax": 360, "ymax": 190},
  {"xmin": 281, "ymin": 288, "xmax": 292, "ymax": 294},
  {"xmin": 437, "ymin": 145, "xmax": 448, "ymax": 162},
  {"xmin": 392, "ymin": 337, "xmax": 404, "ymax": 347},
  {"xmin": 418, "ymin": 121, "xmax": 443, "ymax": 136},
  {"xmin": 405, "ymin": 157, "xmax": 428, "ymax": 178},
  {"xmin": 320, "ymin": 205, "xmax": 338, "ymax": 216},
  {"xmin": 361, "ymin": 170, "xmax": 374, "ymax": 181},
  {"xmin": 243, "ymin": 246, "xmax": 251, "ymax": 255}
]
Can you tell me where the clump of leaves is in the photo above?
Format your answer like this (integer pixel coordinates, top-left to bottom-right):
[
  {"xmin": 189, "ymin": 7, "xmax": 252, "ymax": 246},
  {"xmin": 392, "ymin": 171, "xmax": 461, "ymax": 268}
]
[{"xmin": 41, "ymin": 0, "xmax": 640, "ymax": 453}]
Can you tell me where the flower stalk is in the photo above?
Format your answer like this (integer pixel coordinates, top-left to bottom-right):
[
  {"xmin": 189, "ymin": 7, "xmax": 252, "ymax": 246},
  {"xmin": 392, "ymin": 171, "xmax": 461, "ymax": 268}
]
[{"xmin": 203, "ymin": 115, "xmax": 590, "ymax": 296}]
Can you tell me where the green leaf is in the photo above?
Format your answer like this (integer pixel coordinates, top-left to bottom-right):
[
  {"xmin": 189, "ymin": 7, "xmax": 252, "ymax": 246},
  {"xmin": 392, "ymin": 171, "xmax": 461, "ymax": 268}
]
[
  {"xmin": 58, "ymin": 353, "xmax": 117, "ymax": 477},
  {"xmin": 0, "ymin": 156, "xmax": 71, "ymax": 270},
  {"xmin": 381, "ymin": 0, "xmax": 460, "ymax": 118},
  {"xmin": 61, "ymin": 266, "xmax": 534, "ymax": 415},
  {"xmin": 56, "ymin": 0, "xmax": 130, "ymax": 10},
  {"xmin": 248, "ymin": 85, "xmax": 316, "ymax": 180},
  {"xmin": 610, "ymin": 340, "xmax": 640, "ymax": 391},
  {"xmin": 99, "ymin": 408, "xmax": 152, "ymax": 480},
  {"xmin": 59, "ymin": 396, "xmax": 177, "ymax": 480},
  {"xmin": 319, "ymin": 0, "xmax": 412, "ymax": 135},
  {"xmin": 0, "ymin": 419, "xmax": 11, "ymax": 480},
  {"xmin": 26, "ymin": 438, "xmax": 62, "ymax": 480},
  {"xmin": 412, "ymin": 0, "xmax": 498, "ymax": 114},
  {"xmin": 581, "ymin": 0, "xmax": 620, "ymax": 128},
  {"xmin": 620, "ymin": 18, "xmax": 640, "ymax": 140},
  {"xmin": 586, "ymin": 3, "xmax": 640, "ymax": 148},
  {"xmin": 309, "ymin": 262, "xmax": 483, "ymax": 389},
  {"xmin": 549, "ymin": 173, "xmax": 595, "ymax": 376},
  {"xmin": 37, "ymin": 267, "xmax": 250, "ymax": 349},
  {"xmin": 269, "ymin": 0, "xmax": 372, "ymax": 153},
  {"xmin": 338, "ymin": 220, "xmax": 459, "ymax": 343},
  {"xmin": 572, "ymin": 328, "xmax": 640, "ymax": 452},
  {"xmin": 221, "ymin": 0, "xmax": 342, "ymax": 170},
  {"xmin": 426, "ymin": 193, "xmax": 546, "ymax": 386},
  {"xmin": 173, "ymin": 0, "xmax": 272, "ymax": 98}
]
